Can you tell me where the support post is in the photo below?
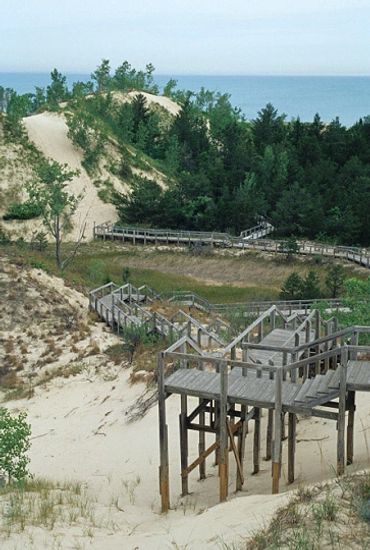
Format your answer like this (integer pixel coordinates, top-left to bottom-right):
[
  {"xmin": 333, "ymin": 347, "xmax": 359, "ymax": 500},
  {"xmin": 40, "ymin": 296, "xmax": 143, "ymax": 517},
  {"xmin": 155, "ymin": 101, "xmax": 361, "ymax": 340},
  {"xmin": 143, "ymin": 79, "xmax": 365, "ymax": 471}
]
[
  {"xmin": 253, "ymin": 408, "xmax": 261, "ymax": 474},
  {"xmin": 265, "ymin": 409, "xmax": 274, "ymax": 461},
  {"xmin": 236, "ymin": 405, "xmax": 247, "ymax": 491},
  {"xmin": 288, "ymin": 413, "xmax": 296, "ymax": 484},
  {"xmin": 337, "ymin": 347, "xmax": 348, "ymax": 476},
  {"xmin": 180, "ymin": 395, "xmax": 188, "ymax": 495},
  {"xmin": 272, "ymin": 367, "xmax": 283, "ymax": 494},
  {"xmin": 158, "ymin": 353, "xmax": 170, "ymax": 512},
  {"xmin": 219, "ymin": 362, "xmax": 228, "ymax": 502},
  {"xmin": 347, "ymin": 390, "xmax": 355, "ymax": 465}
]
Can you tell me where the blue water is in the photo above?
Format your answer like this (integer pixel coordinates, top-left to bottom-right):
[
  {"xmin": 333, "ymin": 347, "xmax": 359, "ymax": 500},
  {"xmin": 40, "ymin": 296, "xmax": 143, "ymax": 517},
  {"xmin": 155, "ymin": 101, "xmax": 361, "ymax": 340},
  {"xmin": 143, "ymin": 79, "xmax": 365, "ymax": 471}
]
[{"xmin": 1, "ymin": 72, "xmax": 370, "ymax": 126}]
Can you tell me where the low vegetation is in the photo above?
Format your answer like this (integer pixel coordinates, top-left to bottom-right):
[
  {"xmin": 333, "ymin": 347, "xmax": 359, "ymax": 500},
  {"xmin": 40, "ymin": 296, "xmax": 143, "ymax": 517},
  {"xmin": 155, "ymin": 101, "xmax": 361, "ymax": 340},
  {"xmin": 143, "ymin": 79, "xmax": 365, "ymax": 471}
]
[{"xmin": 247, "ymin": 472, "xmax": 370, "ymax": 549}]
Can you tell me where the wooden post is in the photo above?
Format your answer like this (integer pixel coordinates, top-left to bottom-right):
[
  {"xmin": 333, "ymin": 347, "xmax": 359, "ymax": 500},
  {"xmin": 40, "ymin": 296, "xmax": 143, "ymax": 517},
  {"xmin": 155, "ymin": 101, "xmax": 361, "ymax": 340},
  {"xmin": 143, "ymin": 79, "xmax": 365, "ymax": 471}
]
[
  {"xmin": 219, "ymin": 362, "xmax": 228, "ymax": 502},
  {"xmin": 347, "ymin": 390, "xmax": 355, "ymax": 465},
  {"xmin": 270, "ymin": 309, "xmax": 276, "ymax": 330},
  {"xmin": 258, "ymin": 319, "xmax": 264, "ymax": 342},
  {"xmin": 337, "ymin": 347, "xmax": 348, "ymax": 476},
  {"xmin": 179, "ymin": 394, "xmax": 188, "ymax": 496},
  {"xmin": 253, "ymin": 408, "xmax": 261, "ymax": 474},
  {"xmin": 198, "ymin": 401, "xmax": 206, "ymax": 480},
  {"xmin": 272, "ymin": 367, "xmax": 283, "ymax": 494},
  {"xmin": 288, "ymin": 413, "xmax": 296, "ymax": 484},
  {"xmin": 315, "ymin": 309, "xmax": 321, "ymax": 340},
  {"xmin": 236, "ymin": 405, "xmax": 247, "ymax": 491},
  {"xmin": 158, "ymin": 353, "xmax": 170, "ymax": 512},
  {"xmin": 265, "ymin": 409, "xmax": 274, "ymax": 461}
]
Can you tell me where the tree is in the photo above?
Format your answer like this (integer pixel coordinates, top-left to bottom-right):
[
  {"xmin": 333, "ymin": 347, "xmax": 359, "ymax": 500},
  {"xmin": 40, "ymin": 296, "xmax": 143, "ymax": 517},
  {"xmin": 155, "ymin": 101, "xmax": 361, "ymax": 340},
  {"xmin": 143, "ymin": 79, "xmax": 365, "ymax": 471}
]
[
  {"xmin": 280, "ymin": 273, "xmax": 303, "ymax": 300},
  {"xmin": 27, "ymin": 160, "xmax": 84, "ymax": 269},
  {"xmin": 301, "ymin": 271, "xmax": 321, "ymax": 300},
  {"xmin": 91, "ymin": 59, "xmax": 111, "ymax": 93},
  {"xmin": 4, "ymin": 90, "xmax": 33, "ymax": 138},
  {"xmin": 163, "ymin": 79, "xmax": 178, "ymax": 97},
  {"xmin": 46, "ymin": 69, "xmax": 69, "ymax": 108},
  {"xmin": 325, "ymin": 265, "xmax": 346, "ymax": 298},
  {"xmin": 0, "ymin": 408, "xmax": 31, "ymax": 483},
  {"xmin": 131, "ymin": 93, "xmax": 150, "ymax": 139},
  {"xmin": 279, "ymin": 237, "xmax": 300, "ymax": 261}
]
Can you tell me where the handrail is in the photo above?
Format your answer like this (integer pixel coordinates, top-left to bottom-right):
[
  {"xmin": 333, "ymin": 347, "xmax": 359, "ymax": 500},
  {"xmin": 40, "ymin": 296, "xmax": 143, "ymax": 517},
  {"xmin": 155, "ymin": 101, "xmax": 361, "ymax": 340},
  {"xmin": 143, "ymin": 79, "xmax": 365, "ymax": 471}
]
[
  {"xmin": 95, "ymin": 222, "xmax": 370, "ymax": 268},
  {"xmin": 223, "ymin": 305, "xmax": 277, "ymax": 355}
]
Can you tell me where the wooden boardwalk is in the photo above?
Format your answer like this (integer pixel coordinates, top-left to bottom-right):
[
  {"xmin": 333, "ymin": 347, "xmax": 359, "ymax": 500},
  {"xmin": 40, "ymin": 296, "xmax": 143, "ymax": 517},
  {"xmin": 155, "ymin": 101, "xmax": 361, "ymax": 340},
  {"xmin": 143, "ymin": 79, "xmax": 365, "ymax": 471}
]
[
  {"xmin": 94, "ymin": 222, "xmax": 370, "ymax": 269},
  {"xmin": 158, "ymin": 322, "xmax": 370, "ymax": 512}
]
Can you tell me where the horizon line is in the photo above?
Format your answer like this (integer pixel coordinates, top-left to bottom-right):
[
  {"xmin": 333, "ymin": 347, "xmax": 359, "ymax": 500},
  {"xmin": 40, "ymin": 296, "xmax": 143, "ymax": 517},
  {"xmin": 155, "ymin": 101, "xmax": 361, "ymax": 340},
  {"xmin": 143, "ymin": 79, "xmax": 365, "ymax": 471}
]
[{"xmin": 1, "ymin": 70, "xmax": 370, "ymax": 78}]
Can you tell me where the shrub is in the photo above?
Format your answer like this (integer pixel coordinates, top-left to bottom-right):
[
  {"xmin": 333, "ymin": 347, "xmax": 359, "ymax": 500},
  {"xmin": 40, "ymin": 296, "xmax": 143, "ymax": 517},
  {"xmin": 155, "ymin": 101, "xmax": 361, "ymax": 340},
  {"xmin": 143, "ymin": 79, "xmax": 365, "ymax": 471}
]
[
  {"xmin": 0, "ymin": 224, "xmax": 11, "ymax": 244},
  {"xmin": 0, "ymin": 408, "xmax": 31, "ymax": 483},
  {"xmin": 3, "ymin": 201, "xmax": 42, "ymax": 221}
]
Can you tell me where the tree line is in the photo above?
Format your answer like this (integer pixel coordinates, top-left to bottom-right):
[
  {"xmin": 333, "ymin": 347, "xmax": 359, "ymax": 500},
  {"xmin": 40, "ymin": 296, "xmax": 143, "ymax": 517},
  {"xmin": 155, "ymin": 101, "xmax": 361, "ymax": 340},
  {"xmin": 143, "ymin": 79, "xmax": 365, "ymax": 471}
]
[{"xmin": 2, "ymin": 60, "xmax": 370, "ymax": 246}]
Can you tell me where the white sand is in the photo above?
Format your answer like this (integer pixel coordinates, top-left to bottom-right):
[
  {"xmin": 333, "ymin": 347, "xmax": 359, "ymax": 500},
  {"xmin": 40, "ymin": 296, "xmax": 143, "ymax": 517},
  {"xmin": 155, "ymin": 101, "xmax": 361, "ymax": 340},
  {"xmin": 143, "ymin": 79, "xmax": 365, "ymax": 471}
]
[
  {"xmin": 23, "ymin": 112, "xmax": 118, "ymax": 241},
  {"xmin": 4, "ymin": 361, "xmax": 370, "ymax": 548}
]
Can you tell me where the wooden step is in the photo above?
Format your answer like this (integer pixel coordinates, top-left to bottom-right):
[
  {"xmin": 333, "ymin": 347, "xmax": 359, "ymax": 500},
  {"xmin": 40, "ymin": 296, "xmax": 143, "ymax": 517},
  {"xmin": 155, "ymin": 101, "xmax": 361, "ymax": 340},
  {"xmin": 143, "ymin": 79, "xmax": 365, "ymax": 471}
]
[
  {"xmin": 294, "ymin": 379, "xmax": 314, "ymax": 404},
  {"xmin": 328, "ymin": 368, "xmax": 341, "ymax": 390},
  {"xmin": 305, "ymin": 375, "xmax": 325, "ymax": 400},
  {"xmin": 317, "ymin": 370, "xmax": 335, "ymax": 394}
]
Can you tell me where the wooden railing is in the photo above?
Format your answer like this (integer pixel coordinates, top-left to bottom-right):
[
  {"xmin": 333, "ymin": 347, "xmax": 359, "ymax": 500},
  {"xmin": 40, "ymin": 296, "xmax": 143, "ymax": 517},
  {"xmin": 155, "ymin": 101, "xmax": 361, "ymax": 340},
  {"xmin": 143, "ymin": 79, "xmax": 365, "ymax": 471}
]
[{"xmin": 94, "ymin": 222, "xmax": 370, "ymax": 268}]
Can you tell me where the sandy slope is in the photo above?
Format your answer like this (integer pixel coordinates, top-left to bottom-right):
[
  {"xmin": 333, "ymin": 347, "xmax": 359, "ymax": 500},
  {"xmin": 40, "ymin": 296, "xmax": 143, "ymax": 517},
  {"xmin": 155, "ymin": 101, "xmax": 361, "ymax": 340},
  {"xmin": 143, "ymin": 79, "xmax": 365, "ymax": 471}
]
[
  {"xmin": 23, "ymin": 112, "xmax": 117, "ymax": 241},
  {"xmin": 3, "ymin": 266, "xmax": 370, "ymax": 548},
  {"xmin": 4, "ymin": 367, "xmax": 370, "ymax": 548},
  {"xmin": 126, "ymin": 91, "xmax": 181, "ymax": 116}
]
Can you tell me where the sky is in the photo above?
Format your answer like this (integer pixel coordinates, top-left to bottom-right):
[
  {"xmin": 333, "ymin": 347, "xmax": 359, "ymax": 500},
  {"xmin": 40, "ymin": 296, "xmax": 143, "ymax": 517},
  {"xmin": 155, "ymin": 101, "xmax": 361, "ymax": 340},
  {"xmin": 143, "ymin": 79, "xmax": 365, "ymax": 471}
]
[{"xmin": 1, "ymin": 0, "xmax": 370, "ymax": 75}]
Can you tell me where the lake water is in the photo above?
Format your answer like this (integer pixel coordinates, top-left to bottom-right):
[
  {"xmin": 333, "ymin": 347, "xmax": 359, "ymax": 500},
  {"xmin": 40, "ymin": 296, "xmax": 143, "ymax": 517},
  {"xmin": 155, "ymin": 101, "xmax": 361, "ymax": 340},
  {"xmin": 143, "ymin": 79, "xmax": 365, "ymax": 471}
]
[{"xmin": 1, "ymin": 72, "xmax": 369, "ymax": 126}]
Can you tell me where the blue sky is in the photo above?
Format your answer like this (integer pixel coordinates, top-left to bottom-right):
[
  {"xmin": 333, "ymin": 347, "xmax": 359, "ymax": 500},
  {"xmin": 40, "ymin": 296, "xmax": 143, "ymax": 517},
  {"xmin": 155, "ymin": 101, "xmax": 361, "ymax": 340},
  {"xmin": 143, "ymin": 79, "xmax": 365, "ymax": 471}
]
[{"xmin": 1, "ymin": 0, "xmax": 370, "ymax": 74}]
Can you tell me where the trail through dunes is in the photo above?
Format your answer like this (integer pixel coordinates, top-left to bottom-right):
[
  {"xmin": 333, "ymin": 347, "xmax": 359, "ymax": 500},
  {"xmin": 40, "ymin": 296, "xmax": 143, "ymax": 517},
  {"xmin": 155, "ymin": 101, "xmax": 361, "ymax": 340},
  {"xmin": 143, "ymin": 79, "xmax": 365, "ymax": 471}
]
[{"xmin": 23, "ymin": 112, "xmax": 118, "ymax": 241}]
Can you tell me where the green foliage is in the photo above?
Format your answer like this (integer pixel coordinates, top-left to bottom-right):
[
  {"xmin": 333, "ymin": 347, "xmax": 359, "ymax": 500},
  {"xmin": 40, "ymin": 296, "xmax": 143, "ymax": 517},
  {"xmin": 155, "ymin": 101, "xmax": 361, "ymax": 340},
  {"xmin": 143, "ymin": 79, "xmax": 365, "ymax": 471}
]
[
  {"xmin": 0, "ymin": 408, "xmax": 31, "ymax": 482},
  {"xmin": 30, "ymin": 230, "xmax": 48, "ymax": 252},
  {"xmin": 5, "ymin": 58, "xmax": 369, "ymax": 244},
  {"xmin": 337, "ymin": 277, "xmax": 370, "ymax": 329},
  {"xmin": 3, "ymin": 201, "xmax": 42, "ymax": 220},
  {"xmin": 91, "ymin": 59, "xmax": 111, "ymax": 93},
  {"xmin": 0, "ymin": 224, "xmax": 10, "ymax": 244},
  {"xmin": 280, "ymin": 272, "xmax": 304, "ymax": 300},
  {"xmin": 280, "ymin": 270, "xmax": 322, "ymax": 300},
  {"xmin": 122, "ymin": 267, "xmax": 131, "ymax": 283},
  {"xmin": 46, "ymin": 69, "xmax": 69, "ymax": 109},
  {"xmin": 325, "ymin": 264, "xmax": 346, "ymax": 298},
  {"xmin": 279, "ymin": 237, "xmax": 300, "ymax": 261},
  {"xmin": 26, "ymin": 159, "xmax": 81, "ymax": 269},
  {"xmin": 65, "ymin": 109, "xmax": 106, "ymax": 174},
  {"xmin": 163, "ymin": 78, "xmax": 178, "ymax": 97}
]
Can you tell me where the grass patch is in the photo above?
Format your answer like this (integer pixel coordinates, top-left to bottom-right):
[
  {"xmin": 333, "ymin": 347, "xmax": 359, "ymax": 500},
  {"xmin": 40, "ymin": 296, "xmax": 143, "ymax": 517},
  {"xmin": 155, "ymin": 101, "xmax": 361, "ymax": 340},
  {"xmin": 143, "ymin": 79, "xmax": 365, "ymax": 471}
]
[
  {"xmin": 0, "ymin": 477, "xmax": 97, "ymax": 536},
  {"xmin": 247, "ymin": 473, "xmax": 370, "ymax": 549}
]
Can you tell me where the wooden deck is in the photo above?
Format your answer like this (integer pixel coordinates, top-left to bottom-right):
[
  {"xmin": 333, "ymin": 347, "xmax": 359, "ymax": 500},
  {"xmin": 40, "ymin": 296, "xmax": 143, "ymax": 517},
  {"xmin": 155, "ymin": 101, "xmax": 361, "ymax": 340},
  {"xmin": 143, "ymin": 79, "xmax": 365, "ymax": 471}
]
[{"xmin": 164, "ymin": 360, "xmax": 370, "ymax": 411}]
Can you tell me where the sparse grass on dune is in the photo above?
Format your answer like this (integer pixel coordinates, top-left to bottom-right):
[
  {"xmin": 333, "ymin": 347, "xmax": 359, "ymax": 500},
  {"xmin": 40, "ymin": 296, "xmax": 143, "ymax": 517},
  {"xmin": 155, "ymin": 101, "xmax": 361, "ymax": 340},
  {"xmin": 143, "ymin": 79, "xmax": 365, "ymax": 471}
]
[
  {"xmin": 246, "ymin": 472, "xmax": 370, "ymax": 549},
  {"xmin": 0, "ymin": 478, "xmax": 98, "ymax": 537}
]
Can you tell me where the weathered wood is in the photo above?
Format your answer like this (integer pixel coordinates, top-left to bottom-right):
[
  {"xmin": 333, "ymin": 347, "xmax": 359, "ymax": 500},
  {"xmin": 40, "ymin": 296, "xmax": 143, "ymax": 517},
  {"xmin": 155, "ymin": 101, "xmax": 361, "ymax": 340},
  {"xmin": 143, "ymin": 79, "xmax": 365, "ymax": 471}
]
[
  {"xmin": 347, "ymin": 390, "xmax": 355, "ymax": 465},
  {"xmin": 227, "ymin": 420, "xmax": 244, "ymax": 487},
  {"xmin": 337, "ymin": 347, "xmax": 348, "ymax": 476},
  {"xmin": 265, "ymin": 409, "xmax": 274, "ymax": 461},
  {"xmin": 219, "ymin": 363, "xmax": 228, "ymax": 502},
  {"xmin": 158, "ymin": 353, "xmax": 170, "ymax": 513},
  {"xmin": 198, "ymin": 399, "xmax": 206, "ymax": 479},
  {"xmin": 236, "ymin": 405, "xmax": 248, "ymax": 491},
  {"xmin": 253, "ymin": 408, "xmax": 261, "ymax": 474},
  {"xmin": 272, "ymin": 367, "xmax": 283, "ymax": 494},
  {"xmin": 180, "ymin": 394, "xmax": 188, "ymax": 495},
  {"xmin": 288, "ymin": 413, "xmax": 296, "ymax": 484}
]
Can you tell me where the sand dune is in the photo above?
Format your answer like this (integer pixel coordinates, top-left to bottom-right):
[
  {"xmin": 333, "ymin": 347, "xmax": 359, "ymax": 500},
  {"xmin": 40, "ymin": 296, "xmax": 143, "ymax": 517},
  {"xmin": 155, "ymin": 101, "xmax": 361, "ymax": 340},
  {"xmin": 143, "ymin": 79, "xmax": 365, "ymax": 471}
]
[{"xmin": 23, "ymin": 112, "xmax": 118, "ymax": 241}]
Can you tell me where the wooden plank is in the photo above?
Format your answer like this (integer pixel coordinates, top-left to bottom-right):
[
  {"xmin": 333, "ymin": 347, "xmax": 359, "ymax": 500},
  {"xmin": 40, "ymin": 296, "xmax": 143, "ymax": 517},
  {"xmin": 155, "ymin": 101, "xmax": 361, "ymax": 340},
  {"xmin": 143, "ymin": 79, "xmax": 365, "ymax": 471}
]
[
  {"xmin": 227, "ymin": 420, "xmax": 244, "ymax": 485},
  {"xmin": 305, "ymin": 375, "xmax": 324, "ymax": 399},
  {"xmin": 294, "ymin": 379, "xmax": 314, "ymax": 404}
]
